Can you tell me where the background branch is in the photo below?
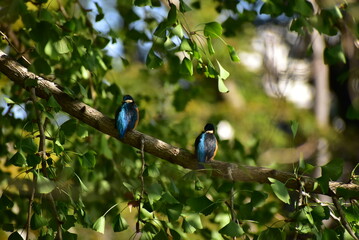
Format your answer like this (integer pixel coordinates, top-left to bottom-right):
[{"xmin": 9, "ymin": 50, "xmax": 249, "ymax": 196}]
[{"xmin": 1, "ymin": 50, "xmax": 359, "ymax": 199}]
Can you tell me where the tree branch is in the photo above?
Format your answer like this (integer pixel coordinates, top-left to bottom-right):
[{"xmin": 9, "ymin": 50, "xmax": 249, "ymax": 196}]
[{"xmin": 1, "ymin": 50, "xmax": 359, "ymax": 199}]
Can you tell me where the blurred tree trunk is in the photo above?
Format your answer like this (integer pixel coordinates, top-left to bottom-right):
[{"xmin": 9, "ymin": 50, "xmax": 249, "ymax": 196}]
[{"xmin": 312, "ymin": 30, "xmax": 330, "ymax": 130}]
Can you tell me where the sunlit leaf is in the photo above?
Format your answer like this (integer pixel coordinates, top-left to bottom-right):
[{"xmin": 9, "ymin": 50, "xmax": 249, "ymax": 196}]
[
  {"xmin": 182, "ymin": 218, "xmax": 196, "ymax": 233},
  {"xmin": 186, "ymin": 214, "xmax": 202, "ymax": 229},
  {"xmin": 179, "ymin": 0, "xmax": 192, "ymax": 12},
  {"xmin": 4, "ymin": 97, "xmax": 15, "ymax": 104},
  {"xmin": 218, "ymin": 78, "xmax": 229, "ymax": 93},
  {"xmin": 93, "ymin": 216, "xmax": 105, "ymax": 234},
  {"xmin": 166, "ymin": 204, "xmax": 182, "ymax": 221},
  {"xmin": 227, "ymin": 45, "xmax": 240, "ymax": 62},
  {"xmin": 37, "ymin": 174, "xmax": 56, "ymax": 194},
  {"xmin": 54, "ymin": 38, "xmax": 72, "ymax": 54},
  {"xmin": 290, "ymin": 120, "xmax": 299, "ymax": 139},
  {"xmin": 180, "ymin": 57, "xmax": 193, "ymax": 75},
  {"xmin": 207, "ymin": 37, "xmax": 215, "ymax": 55},
  {"xmin": 219, "ymin": 221, "xmax": 244, "ymax": 237},
  {"xmin": 268, "ymin": 178, "xmax": 290, "ymax": 204},
  {"xmin": 217, "ymin": 60, "xmax": 230, "ymax": 80},
  {"xmin": 172, "ymin": 24, "xmax": 183, "ymax": 38},
  {"xmin": 204, "ymin": 22, "xmax": 222, "ymax": 38}
]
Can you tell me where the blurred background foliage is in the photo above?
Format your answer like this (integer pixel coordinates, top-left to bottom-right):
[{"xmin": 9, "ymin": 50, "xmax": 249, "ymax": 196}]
[{"xmin": 1, "ymin": 0, "xmax": 359, "ymax": 239}]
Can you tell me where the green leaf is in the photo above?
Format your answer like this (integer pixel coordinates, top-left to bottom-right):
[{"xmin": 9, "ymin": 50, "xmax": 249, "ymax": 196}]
[
  {"xmin": 147, "ymin": 183, "xmax": 163, "ymax": 204},
  {"xmin": 187, "ymin": 195, "xmax": 215, "ymax": 215},
  {"xmin": 219, "ymin": 221, "xmax": 244, "ymax": 237},
  {"xmin": 169, "ymin": 229, "xmax": 181, "ymax": 240},
  {"xmin": 250, "ymin": 191, "xmax": 268, "ymax": 207},
  {"xmin": 172, "ymin": 24, "xmax": 183, "ymax": 38},
  {"xmin": 93, "ymin": 216, "xmax": 105, "ymax": 234},
  {"xmin": 258, "ymin": 227, "xmax": 285, "ymax": 240},
  {"xmin": 166, "ymin": 204, "xmax": 183, "ymax": 222},
  {"xmin": 317, "ymin": 175, "xmax": 329, "ymax": 194},
  {"xmin": 54, "ymin": 38, "xmax": 72, "ymax": 54},
  {"xmin": 113, "ymin": 214, "xmax": 129, "ymax": 232},
  {"xmin": 146, "ymin": 164, "xmax": 160, "ymax": 178},
  {"xmin": 186, "ymin": 214, "xmax": 202, "ymax": 229},
  {"xmin": 336, "ymin": 187, "xmax": 359, "ymax": 199},
  {"xmin": 134, "ymin": 0, "xmax": 151, "ymax": 6},
  {"xmin": 182, "ymin": 219, "xmax": 196, "ymax": 233},
  {"xmin": 290, "ymin": 120, "xmax": 299, "ymax": 139},
  {"xmin": 60, "ymin": 119, "xmax": 77, "ymax": 137},
  {"xmin": 324, "ymin": 44, "xmax": 346, "ymax": 65},
  {"xmin": 321, "ymin": 158, "xmax": 343, "ymax": 180},
  {"xmin": 8, "ymin": 232, "xmax": 23, "ymax": 240},
  {"xmin": 4, "ymin": 97, "xmax": 15, "ymax": 104},
  {"xmin": 30, "ymin": 213, "xmax": 48, "ymax": 230},
  {"xmin": 25, "ymin": 78, "xmax": 39, "ymax": 87},
  {"xmin": 304, "ymin": 206, "xmax": 314, "ymax": 224},
  {"xmin": 293, "ymin": 0, "xmax": 313, "ymax": 17},
  {"xmin": 268, "ymin": 178, "xmax": 290, "ymax": 204},
  {"xmin": 323, "ymin": 229, "xmax": 340, "ymax": 240},
  {"xmin": 33, "ymin": 58, "xmax": 51, "ymax": 75},
  {"xmin": 161, "ymin": 192, "xmax": 179, "ymax": 204},
  {"xmin": 179, "ymin": 0, "xmax": 192, "ymax": 12},
  {"xmin": 75, "ymin": 173, "xmax": 89, "ymax": 192},
  {"xmin": 0, "ymin": 194, "xmax": 14, "ymax": 209},
  {"xmin": 27, "ymin": 153, "xmax": 41, "ymax": 167},
  {"xmin": 81, "ymin": 151, "xmax": 97, "ymax": 168},
  {"xmin": 180, "ymin": 38, "xmax": 192, "ymax": 51},
  {"xmin": 180, "ymin": 57, "xmax": 193, "ymax": 75},
  {"xmin": 194, "ymin": 177, "xmax": 204, "ymax": 190},
  {"xmin": 227, "ymin": 45, "xmax": 240, "ymax": 62},
  {"xmin": 204, "ymin": 22, "xmax": 222, "ymax": 38},
  {"xmin": 146, "ymin": 49, "xmax": 163, "ymax": 69},
  {"xmin": 53, "ymin": 140, "xmax": 64, "ymax": 155},
  {"xmin": 207, "ymin": 37, "xmax": 215, "ymax": 55},
  {"xmin": 153, "ymin": 230, "xmax": 168, "ymax": 240},
  {"xmin": 167, "ymin": 4, "xmax": 177, "ymax": 26},
  {"xmin": 8, "ymin": 151, "xmax": 27, "ymax": 167},
  {"xmin": 37, "ymin": 174, "xmax": 56, "ymax": 194},
  {"xmin": 94, "ymin": 2, "xmax": 104, "ymax": 22},
  {"xmin": 218, "ymin": 78, "xmax": 229, "ymax": 93},
  {"xmin": 21, "ymin": 137, "xmax": 37, "ymax": 154},
  {"xmin": 47, "ymin": 95, "xmax": 61, "ymax": 111},
  {"xmin": 217, "ymin": 60, "xmax": 230, "ymax": 80}
]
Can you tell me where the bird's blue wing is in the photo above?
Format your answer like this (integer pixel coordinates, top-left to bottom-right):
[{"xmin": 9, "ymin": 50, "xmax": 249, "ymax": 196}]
[
  {"xmin": 195, "ymin": 133, "xmax": 207, "ymax": 163},
  {"xmin": 116, "ymin": 104, "xmax": 129, "ymax": 139}
]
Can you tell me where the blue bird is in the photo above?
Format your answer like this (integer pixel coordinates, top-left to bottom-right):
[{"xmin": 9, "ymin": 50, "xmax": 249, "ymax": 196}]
[
  {"xmin": 115, "ymin": 95, "xmax": 139, "ymax": 139},
  {"xmin": 195, "ymin": 123, "xmax": 218, "ymax": 163}
]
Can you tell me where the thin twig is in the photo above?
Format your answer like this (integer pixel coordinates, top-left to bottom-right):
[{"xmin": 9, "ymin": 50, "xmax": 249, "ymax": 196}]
[
  {"xmin": 137, "ymin": 136, "xmax": 146, "ymax": 234},
  {"xmin": 332, "ymin": 197, "xmax": 359, "ymax": 240},
  {"xmin": 29, "ymin": 88, "xmax": 63, "ymax": 240},
  {"xmin": 0, "ymin": 31, "xmax": 31, "ymax": 66},
  {"xmin": 25, "ymin": 173, "xmax": 36, "ymax": 240},
  {"xmin": 227, "ymin": 167, "xmax": 239, "ymax": 240}
]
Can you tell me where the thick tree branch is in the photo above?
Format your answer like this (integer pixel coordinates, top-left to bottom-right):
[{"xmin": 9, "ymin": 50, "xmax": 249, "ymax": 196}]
[{"xmin": 1, "ymin": 50, "xmax": 359, "ymax": 199}]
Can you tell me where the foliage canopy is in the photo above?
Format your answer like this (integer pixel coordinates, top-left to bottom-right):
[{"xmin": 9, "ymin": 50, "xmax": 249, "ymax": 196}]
[{"xmin": 1, "ymin": 0, "xmax": 359, "ymax": 240}]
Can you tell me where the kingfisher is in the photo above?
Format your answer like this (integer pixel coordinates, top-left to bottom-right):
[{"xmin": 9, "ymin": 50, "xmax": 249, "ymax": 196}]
[
  {"xmin": 195, "ymin": 123, "xmax": 218, "ymax": 163},
  {"xmin": 115, "ymin": 95, "xmax": 139, "ymax": 139}
]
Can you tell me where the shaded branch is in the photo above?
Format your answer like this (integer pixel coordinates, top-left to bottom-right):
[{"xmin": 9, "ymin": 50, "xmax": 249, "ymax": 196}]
[{"xmin": 1, "ymin": 50, "xmax": 359, "ymax": 199}]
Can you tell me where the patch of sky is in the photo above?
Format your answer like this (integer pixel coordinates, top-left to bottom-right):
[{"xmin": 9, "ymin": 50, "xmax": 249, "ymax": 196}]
[{"xmin": 1, "ymin": 95, "xmax": 27, "ymax": 120}]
